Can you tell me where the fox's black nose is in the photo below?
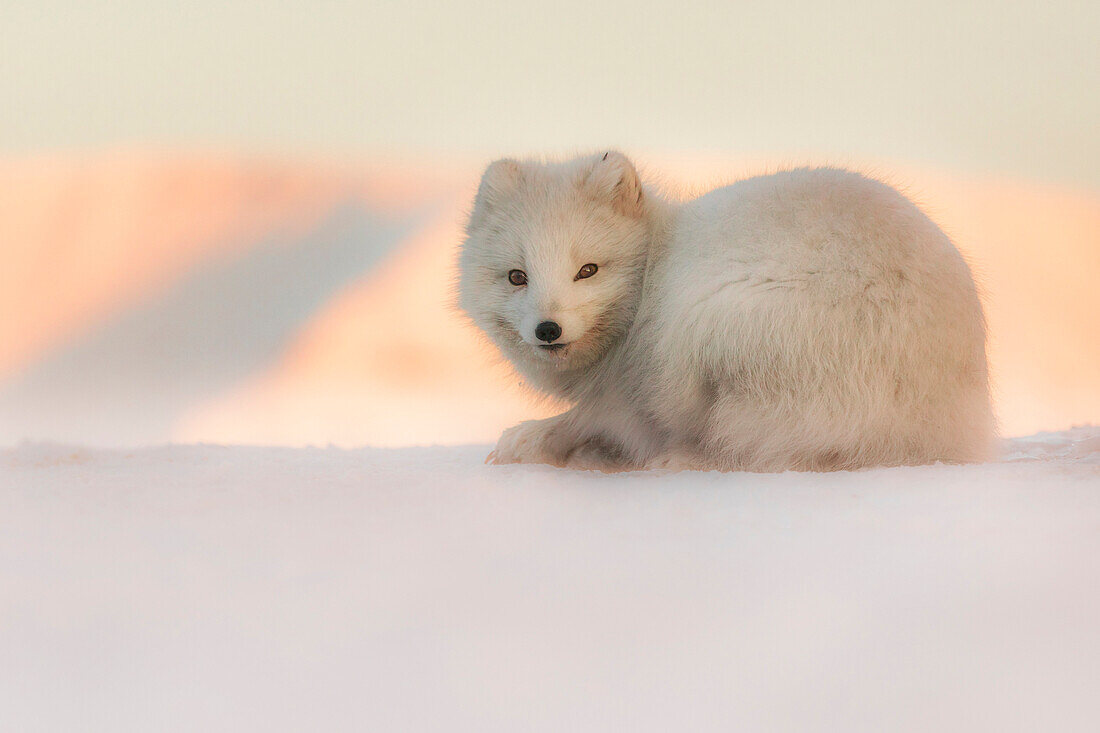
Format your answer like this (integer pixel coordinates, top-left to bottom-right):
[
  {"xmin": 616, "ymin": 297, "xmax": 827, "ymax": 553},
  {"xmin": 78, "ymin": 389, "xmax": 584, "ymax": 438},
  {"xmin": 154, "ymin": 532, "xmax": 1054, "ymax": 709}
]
[{"xmin": 535, "ymin": 321, "xmax": 562, "ymax": 343}]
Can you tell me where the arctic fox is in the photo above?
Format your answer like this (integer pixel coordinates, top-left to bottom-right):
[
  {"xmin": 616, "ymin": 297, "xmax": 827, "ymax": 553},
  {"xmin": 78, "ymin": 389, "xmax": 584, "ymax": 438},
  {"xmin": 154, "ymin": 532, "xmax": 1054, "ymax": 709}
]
[{"xmin": 458, "ymin": 152, "xmax": 995, "ymax": 472}]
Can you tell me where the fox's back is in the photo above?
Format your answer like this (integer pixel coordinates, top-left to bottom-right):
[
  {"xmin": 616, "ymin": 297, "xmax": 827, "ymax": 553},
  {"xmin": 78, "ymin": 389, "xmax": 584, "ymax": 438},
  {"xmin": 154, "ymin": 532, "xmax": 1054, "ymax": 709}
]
[{"xmin": 641, "ymin": 167, "xmax": 994, "ymax": 469}]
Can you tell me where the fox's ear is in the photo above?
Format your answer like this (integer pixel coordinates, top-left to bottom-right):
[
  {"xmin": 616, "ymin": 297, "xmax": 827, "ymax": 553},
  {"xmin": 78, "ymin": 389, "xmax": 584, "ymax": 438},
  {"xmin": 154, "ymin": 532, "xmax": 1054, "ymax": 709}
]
[
  {"xmin": 582, "ymin": 151, "xmax": 644, "ymax": 218},
  {"xmin": 474, "ymin": 158, "xmax": 523, "ymax": 209},
  {"xmin": 468, "ymin": 158, "xmax": 524, "ymax": 230}
]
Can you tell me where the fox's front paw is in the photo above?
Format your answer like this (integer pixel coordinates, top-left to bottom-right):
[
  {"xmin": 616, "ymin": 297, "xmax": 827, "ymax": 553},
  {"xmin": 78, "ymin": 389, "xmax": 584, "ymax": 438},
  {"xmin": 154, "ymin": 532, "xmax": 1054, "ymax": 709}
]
[
  {"xmin": 645, "ymin": 450, "xmax": 704, "ymax": 472},
  {"xmin": 487, "ymin": 420, "xmax": 558, "ymax": 466}
]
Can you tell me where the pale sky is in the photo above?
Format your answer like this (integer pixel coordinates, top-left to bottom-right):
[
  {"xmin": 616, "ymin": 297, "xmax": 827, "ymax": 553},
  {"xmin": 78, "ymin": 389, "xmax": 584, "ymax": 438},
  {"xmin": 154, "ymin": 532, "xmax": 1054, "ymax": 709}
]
[{"xmin": 2, "ymin": 0, "xmax": 1098, "ymax": 189}]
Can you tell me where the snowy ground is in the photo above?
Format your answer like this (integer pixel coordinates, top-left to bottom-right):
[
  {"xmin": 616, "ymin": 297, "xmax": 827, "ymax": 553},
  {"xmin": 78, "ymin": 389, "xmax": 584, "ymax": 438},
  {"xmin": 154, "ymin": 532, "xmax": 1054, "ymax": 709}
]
[
  {"xmin": 3, "ymin": 155, "xmax": 1097, "ymax": 730},
  {"xmin": 2, "ymin": 428, "xmax": 1098, "ymax": 731}
]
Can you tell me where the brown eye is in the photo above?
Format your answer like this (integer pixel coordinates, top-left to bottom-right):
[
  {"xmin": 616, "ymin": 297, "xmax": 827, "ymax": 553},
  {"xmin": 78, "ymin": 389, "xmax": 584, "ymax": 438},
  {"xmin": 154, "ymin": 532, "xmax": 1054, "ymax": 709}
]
[
  {"xmin": 508, "ymin": 269, "xmax": 527, "ymax": 286},
  {"xmin": 575, "ymin": 263, "xmax": 598, "ymax": 280}
]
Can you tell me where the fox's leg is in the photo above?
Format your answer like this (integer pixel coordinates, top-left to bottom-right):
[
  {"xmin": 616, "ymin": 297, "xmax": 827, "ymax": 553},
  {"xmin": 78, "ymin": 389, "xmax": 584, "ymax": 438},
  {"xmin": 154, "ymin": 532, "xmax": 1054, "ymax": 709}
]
[
  {"xmin": 488, "ymin": 411, "xmax": 640, "ymax": 471},
  {"xmin": 487, "ymin": 413, "xmax": 577, "ymax": 467}
]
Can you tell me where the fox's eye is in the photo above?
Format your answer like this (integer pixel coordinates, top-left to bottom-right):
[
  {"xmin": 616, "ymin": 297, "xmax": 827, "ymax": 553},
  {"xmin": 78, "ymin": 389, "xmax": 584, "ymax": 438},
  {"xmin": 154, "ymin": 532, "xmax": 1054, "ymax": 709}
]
[
  {"xmin": 575, "ymin": 263, "xmax": 598, "ymax": 280},
  {"xmin": 508, "ymin": 269, "xmax": 527, "ymax": 286}
]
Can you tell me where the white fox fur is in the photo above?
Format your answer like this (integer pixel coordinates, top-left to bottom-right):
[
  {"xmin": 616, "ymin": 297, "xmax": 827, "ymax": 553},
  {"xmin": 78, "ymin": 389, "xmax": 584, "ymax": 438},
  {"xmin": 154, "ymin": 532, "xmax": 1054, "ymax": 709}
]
[{"xmin": 458, "ymin": 151, "xmax": 995, "ymax": 472}]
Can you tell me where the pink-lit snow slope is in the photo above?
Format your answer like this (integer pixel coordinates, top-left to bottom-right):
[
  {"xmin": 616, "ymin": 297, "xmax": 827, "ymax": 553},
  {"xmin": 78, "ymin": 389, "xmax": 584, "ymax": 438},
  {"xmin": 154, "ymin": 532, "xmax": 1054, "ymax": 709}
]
[{"xmin": 1, "ymin": 152, "xmax": 1098, "ymax": 448}]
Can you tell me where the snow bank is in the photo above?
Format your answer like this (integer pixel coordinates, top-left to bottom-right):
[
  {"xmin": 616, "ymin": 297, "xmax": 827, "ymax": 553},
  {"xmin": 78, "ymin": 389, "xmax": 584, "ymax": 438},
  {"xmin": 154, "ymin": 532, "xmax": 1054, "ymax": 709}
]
[{"xmin": 2, "ymin": 428, "xmax": 1098, "ymax": 731}]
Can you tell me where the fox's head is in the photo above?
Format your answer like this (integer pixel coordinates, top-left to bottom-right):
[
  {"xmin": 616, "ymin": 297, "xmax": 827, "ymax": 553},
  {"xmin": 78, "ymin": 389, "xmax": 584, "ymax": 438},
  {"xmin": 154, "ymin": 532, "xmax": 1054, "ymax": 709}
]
[{"xmin": 458, "ymin": 152, "xmax": 653, "ymax": 391}]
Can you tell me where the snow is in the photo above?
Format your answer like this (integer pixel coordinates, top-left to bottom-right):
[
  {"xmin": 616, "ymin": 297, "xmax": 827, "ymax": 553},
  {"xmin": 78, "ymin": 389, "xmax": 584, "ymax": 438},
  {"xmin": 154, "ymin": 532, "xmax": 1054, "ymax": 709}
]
[
  {"xmin": 2, "ymin": 153, "xmax": 1099, "ymax": 729},
  {"xmin": 2, "ymin": 428, "xmax": 1098, "ymax": 731}
]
